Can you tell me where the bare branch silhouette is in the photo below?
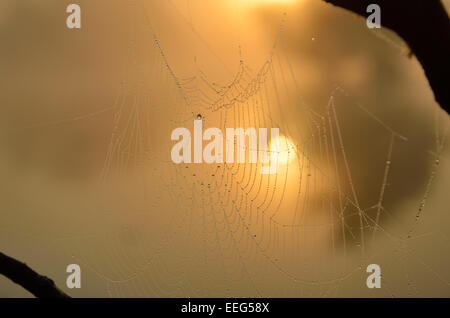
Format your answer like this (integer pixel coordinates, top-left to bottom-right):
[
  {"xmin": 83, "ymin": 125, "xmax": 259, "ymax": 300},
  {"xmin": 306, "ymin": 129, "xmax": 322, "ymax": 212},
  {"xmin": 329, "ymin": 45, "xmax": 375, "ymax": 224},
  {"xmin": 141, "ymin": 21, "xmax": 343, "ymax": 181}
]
[
  {"xmin": 322, "ymin": 0, "xmax": 450, "ymax": 114},
  {"xmin": 0, "ymin": 252, "xmax": 70, "ymax": 298}
]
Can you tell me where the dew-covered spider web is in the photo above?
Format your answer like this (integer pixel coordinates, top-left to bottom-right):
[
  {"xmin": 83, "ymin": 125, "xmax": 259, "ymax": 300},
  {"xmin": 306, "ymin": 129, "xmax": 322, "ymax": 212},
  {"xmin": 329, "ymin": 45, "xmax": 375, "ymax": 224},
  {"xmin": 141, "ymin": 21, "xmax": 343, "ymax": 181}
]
[{"xmin": 1, "ymin": 0, "xmax": 449, "ymax": 298}]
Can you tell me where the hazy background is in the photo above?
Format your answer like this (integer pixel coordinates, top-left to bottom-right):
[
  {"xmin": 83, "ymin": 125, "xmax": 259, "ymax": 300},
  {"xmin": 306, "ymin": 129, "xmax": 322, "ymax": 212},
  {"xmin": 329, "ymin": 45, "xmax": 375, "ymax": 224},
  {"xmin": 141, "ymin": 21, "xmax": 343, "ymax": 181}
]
[{"xmin": 0, "ymin": 0, "xmax": 449, "ymax": 297}]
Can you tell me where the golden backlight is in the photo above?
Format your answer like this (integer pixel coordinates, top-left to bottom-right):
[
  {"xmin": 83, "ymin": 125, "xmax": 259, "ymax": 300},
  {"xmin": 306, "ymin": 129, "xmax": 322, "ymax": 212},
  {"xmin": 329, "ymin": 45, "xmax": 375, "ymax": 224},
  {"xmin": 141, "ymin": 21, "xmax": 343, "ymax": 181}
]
[
  {"xmin": 0, "ymin": 0, "xmax": 448, "ymax": 299},
  {"xmin": 271, "ymin": 135, "xmax": 297, "ymax": 166}
]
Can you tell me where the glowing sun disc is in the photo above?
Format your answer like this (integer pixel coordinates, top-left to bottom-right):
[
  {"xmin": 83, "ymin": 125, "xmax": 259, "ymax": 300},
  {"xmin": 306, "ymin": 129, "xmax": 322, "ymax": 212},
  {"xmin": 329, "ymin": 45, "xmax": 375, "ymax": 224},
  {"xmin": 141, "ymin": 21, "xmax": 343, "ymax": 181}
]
[{"xmin": 272, "ymin": 135, "xmax": 297, "ymax": 165}]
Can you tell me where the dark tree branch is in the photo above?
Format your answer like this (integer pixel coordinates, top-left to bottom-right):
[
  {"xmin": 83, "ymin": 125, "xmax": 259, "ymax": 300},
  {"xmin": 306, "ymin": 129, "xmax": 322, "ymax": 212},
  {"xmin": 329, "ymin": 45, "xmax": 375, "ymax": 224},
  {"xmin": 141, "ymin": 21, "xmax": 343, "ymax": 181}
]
[
  {"xmin": 0, "ymin": 252, "xmax": 70, "ymax": 298},
  {"xmin": 323, "ymin": 0, "xmax": 450, "ymax": 114}
]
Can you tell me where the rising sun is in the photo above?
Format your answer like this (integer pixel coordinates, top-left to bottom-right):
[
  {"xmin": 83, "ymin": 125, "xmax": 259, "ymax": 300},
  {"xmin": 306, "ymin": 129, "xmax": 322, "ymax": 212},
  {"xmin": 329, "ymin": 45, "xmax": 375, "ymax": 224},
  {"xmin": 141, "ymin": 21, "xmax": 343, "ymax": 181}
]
[{"xmin": 272, "ymin": 135, "xmax": 297, "ymax": 165}]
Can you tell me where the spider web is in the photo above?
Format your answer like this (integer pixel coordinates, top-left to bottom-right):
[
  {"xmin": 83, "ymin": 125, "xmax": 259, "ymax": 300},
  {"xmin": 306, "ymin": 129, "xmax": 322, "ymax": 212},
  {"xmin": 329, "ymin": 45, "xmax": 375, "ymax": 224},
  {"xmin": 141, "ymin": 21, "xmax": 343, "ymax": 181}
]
[
  {"xmin": 65, "ymin": 1, "xmax": 449, "ymax": 297},
  {"xmin": 1, "ymin": 0, "xmax": 449, "ymax": 297}
]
